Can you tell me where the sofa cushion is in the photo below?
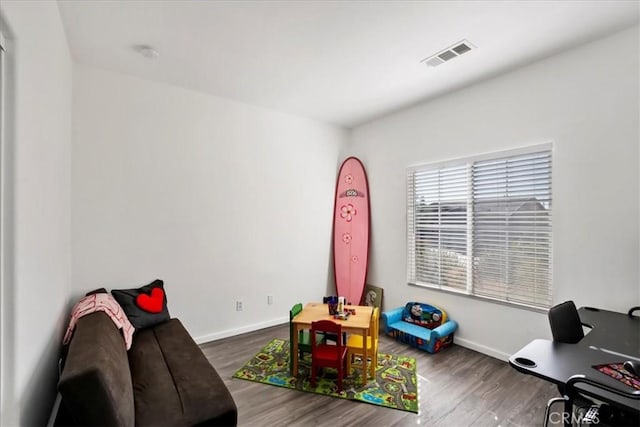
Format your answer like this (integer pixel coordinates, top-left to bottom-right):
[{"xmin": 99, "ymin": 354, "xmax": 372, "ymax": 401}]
[
  {"xmin": 401, "ymin": 302, "xmax": 447, "ymax": 330},
  {"xmin": 58, "ymin": 312, "xmax": 135, "ymax": 427},
  {"xmin": 129, "ymin": 319, "xmax": 237, "ymax": 426},
  {"xmin": 111, "ymin": 279, "xmax": 170, "ymax": 330}
]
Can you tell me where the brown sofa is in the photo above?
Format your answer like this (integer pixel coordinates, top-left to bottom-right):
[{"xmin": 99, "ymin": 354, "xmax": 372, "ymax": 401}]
[{"xmin": 57, "ymin": 311, "xmax": 237, "ymax": 426}]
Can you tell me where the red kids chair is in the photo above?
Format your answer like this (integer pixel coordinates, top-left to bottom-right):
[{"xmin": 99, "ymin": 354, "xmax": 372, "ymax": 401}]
[{"xmin": 310, "ymin": 320, "xmax": 348, "ymax": 392}]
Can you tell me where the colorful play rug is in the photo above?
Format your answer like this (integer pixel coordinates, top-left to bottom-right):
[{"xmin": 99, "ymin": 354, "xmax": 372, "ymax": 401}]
[{"xmin": 232, "ymin": 338, "xmax": 418, "ymax": 413}]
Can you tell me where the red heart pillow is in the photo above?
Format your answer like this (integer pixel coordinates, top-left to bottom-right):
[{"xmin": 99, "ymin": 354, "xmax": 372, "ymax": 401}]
[{"xmin": 135, "ymin": 287, "xmax": 164, "ymax": 313}]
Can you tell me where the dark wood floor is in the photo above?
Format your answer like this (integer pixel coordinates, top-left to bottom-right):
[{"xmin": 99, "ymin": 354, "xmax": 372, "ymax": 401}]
[{"xmin": 200, "ymin": 323, "xmax": 559, "ymax": 426}]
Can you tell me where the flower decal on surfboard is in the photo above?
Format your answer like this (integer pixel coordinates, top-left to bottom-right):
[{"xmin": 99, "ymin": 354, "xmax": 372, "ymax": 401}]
[
  {"xmin": 342, "ymin": 233, "xmax": 352, "ymax": 244},
  {"xmin": 340, "ymin": 204, "xmax": 357, "ymax": 222},
  {"xmin": 345, "ymin": 174, "xmax": 353, "ymax": 184},
  {"xmin": 351, "ymin": 256, "xmax": 359, "ymax": 263}
]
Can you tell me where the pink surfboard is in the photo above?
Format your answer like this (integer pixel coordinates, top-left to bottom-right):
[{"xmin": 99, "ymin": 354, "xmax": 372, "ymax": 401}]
[{"xmin": 333, "ymin": 157, "xmax": 370, "ymax": 305}]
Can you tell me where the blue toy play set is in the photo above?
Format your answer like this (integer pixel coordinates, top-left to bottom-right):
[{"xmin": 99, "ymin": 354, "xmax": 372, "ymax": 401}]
[{"xmin": 382, "ymin": 302, "xmax": 458, "ymax": 353}]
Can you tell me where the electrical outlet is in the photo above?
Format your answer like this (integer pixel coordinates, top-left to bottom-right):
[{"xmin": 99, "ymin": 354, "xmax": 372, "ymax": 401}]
[
  {"xmin": 236, "ymin": 300, "xmax": 243, "ymax": 311},
  {"xmin": 267, "ymin": 295, "xmax": 273, "ymax": 305}
]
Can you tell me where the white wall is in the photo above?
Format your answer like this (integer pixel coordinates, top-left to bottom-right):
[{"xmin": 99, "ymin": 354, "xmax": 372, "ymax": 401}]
[
  {"xmin": 0, "ymin": 5, "xmax": 636, "ymax": 424},
  {"xmin": 348, "ymin": 26, "xmax": 640, "ymax": 360},
  {"xmin": 0, "ymin": 1, "xmax": 73, "ymax": 426},
  {"xmin": 72, "ymin": 65, "xmax": 346, "ymax": 341}
]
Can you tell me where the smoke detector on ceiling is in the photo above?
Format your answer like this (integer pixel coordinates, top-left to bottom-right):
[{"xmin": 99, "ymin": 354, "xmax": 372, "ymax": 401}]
[
  {"xmin": 133, "ymin": 45, "xmax": 160, "ymax": 59},
  {"xmin": 421, "ymin": 40, "xmax": 475, "ymax": 67}
]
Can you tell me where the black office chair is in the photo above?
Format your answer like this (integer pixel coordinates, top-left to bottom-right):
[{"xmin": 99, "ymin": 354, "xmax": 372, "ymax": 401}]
[
  {"xmin": 549, "ymin": 300, "xmax": 585, "ymax": 344},
  {"xmin": 563, "ymin": 375, "xmax": 640, "ymax": 426},
  {"xmin": 543, "ymin": 301, "xmax": 588, "ymax": 427}
]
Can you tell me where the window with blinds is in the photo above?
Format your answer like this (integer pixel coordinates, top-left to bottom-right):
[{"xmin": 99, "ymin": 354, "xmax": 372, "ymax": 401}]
[{"xmin": 407, "ymin": 145, "xmax": 552, "ymax": 310}]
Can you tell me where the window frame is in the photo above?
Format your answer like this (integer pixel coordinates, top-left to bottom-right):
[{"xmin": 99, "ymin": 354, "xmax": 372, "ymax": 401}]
[{"xmin": 407, "ymin": 143, "xmax": 553, "ymax": 312}]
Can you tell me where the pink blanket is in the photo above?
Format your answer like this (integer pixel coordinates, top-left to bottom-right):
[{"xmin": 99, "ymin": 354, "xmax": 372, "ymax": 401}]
[{"xmin": 63, "ymin": 293, "xmax": 135, "ymax": 350}]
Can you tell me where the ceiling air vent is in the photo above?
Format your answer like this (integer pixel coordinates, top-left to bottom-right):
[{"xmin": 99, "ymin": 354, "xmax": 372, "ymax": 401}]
[
  {"xmin": 438, "ymin": 50, "xmax": 458, "ymax": 61},
  {"xmin": 422, "ymin": 39, "xmax": 475, "ymax": 68},
  {"xmin": 425, "ymin": 57, "xmax": 445, "ymax": 67}
]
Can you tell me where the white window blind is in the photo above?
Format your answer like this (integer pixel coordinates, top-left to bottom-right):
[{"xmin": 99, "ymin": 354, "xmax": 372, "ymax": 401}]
[
  {"xmin": 407, "ymin": 165, "xmax": 470, "ymax": 292},
  {"xmin": 407, "ymin": 145, "xmax": 552, "ymax": 310}
]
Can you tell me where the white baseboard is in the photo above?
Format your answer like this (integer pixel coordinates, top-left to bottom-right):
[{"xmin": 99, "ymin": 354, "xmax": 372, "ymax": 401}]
[
  {"xmin": 454, "ymin": 337, "xmax": 510, "ymax": 362},
  {"xmin": 194, "ymin": 316, "xmax": 288, "ymax": 344},
  {"xmin": 46, "ymin": 393, "xmax": 62, "ymax": 427}
]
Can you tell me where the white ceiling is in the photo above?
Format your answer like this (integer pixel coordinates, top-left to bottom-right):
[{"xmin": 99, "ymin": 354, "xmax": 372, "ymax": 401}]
[{"xmin": 57, "ymin": 0, "xmax": 639, "ymax": 128}]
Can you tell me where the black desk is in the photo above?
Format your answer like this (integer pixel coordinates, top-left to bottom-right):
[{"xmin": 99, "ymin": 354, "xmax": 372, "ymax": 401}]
[
  {"xmin": 578, "ymin": 307, "xmax": 640, "ymax": 357},
  {"xmin": 509, "ymin": 307, "xmax": 640, "ymax": 414}
]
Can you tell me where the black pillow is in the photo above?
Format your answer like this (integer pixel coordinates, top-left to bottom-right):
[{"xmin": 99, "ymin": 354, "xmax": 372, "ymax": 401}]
[
  {"xmin": 111, "ymin": 279, "xmax": 170, "ymax": 330},
  {"xmin": 85, "ymin": 287, "xmax": 108, "ymax": 296}
]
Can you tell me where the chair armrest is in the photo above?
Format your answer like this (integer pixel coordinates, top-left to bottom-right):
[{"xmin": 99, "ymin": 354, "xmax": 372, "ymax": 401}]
[
  {"xmin": 381, "ymin": 308, "xmax": 404, "ymax": 334},
  {"xmin": 430, "ymin": 319, "xmax": 458, "ymax": 341},
  {"xmin": 566, "ymin": 374, "xmax": 640, "ymax": 400}
]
